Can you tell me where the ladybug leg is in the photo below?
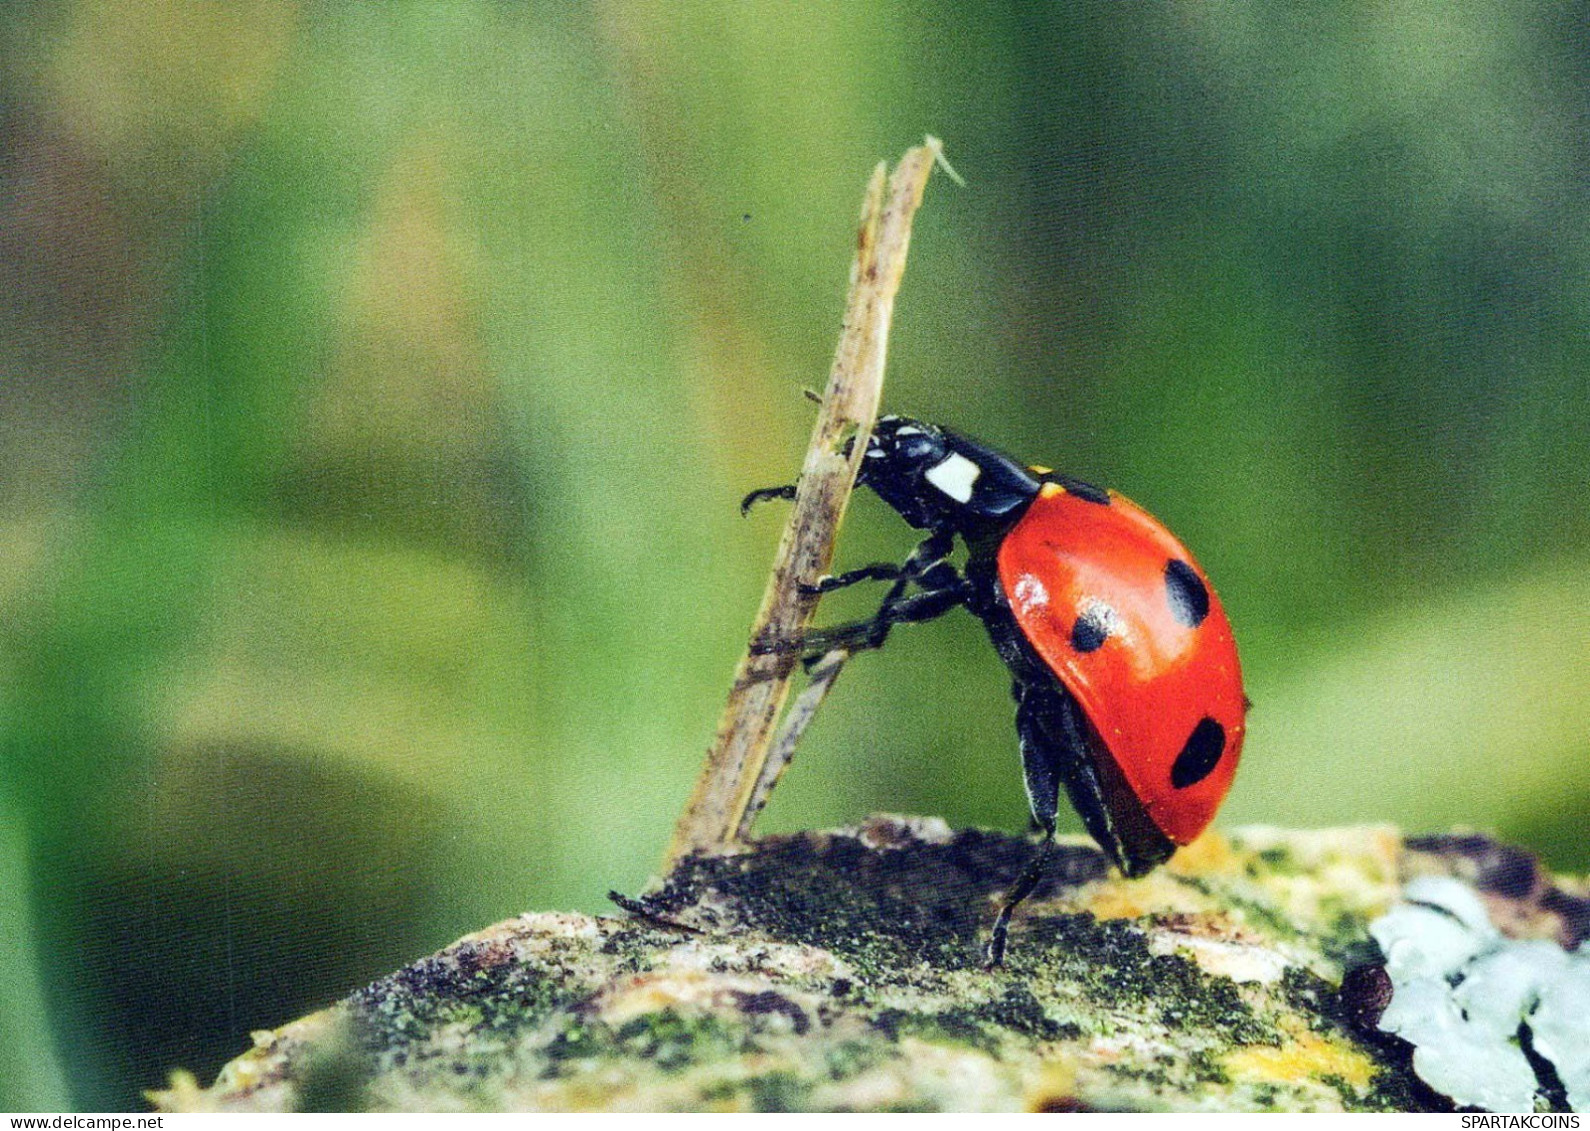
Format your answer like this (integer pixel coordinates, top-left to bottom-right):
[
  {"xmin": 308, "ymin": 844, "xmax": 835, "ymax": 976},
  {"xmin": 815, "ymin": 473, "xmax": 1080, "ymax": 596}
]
[
  {"xmin": 793, "ymin": 573, "xmax": 970, "ymax": 662},
  {"xmin": 790, "ymin": 530, "xmax": 955, "ymax": 596},
  {"xmin": 798, "ymin": 562, "xmax": 903, "ymax": 596},
  {"xmin": 1012, "ymin": 682, "xmax": 1063, "ymax": 833},
  {"xmin": 756, "ymin": 530, "xmax": 959, "ymax": 660},
  {"xmin": 861, "ymin": 568, "xmax": 969, "ymax": 650},
  {"xmin": 1007, "ymin": 677, "xmax": 1176, "ymax": 882},
  {"xmin": 1020, "ymin": 678, "xmax": 1133, "ymax": 873},
  {"xmin": 988, "ymin": 677, "xmax": 1169, "ymax": 965},
  {"xmin": 985, "ymin": 830, "xmax": 1054, "ymax": 969},
  {"xmin": 985, "ymin": 681, "xmax": 1063, "ymax": 967},
  {"xmin": 810, "ymin": 529, "xmax": 954, "ymax": 595},
  {"xmin": 740, "ymin": 483, "xmax": 797, "ymax": 515}
]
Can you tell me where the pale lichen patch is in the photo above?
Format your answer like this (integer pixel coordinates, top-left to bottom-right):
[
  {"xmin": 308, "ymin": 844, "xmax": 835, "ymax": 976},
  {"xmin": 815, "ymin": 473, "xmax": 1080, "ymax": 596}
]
[
  {"xmin": 1148, "ymin": 930, "xmax": 1291, "ymax": 985},
  {"xmin": 1371, "ymin": 874, "xmax": 1590, "ymax": 1113}
]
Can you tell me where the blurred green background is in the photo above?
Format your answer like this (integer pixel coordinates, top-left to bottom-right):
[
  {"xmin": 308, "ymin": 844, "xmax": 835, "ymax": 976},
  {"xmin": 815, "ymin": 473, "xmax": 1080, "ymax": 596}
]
[{"xmin": 3, "ymin": 0, "xmax": 1588, "ymax": 1111}]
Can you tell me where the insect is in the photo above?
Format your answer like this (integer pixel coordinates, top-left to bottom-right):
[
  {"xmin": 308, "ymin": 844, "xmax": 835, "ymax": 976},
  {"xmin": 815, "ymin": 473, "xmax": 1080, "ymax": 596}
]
[{"xmin": 744, "ymin": 416, "xmax": 1247, "ymax": 965}]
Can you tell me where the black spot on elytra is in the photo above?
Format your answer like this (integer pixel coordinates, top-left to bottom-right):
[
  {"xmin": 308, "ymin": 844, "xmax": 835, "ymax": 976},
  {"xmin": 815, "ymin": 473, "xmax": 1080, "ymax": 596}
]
[
  {"xmin": 1164, "ymin": 559, "xmax": 1209, "ymax": 628},
  {"xmin": 1171, "ymin": 718, "xmax": 1225, "ymax": 789},
  {"xmin": 1070, "ymin": 606, "xmax": 1111, "ymax": 652},
  {"xmin": 1053, "ymin": 474, "xmax": 1110, "ymax": 505}
]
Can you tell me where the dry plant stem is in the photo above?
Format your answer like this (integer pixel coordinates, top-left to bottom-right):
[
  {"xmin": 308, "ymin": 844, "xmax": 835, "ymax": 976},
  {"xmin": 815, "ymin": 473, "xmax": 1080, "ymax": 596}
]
[
  {"xmin": 667, "ymin": 138, "xmax": 944, "ymax": 865},
  {"xmin": 736, "ymin": 647, "xmax": 849, "ymax": 839}
]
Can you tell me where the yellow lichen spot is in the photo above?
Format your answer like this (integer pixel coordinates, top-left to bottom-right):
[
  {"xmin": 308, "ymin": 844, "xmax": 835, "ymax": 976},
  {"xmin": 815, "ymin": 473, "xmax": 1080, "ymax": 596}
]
[
  {"xmin": 1166, "ymin": 829, "xmax": 1239, "ymax": 877},
  {"xmin": 1360, "ymin": 826, "xmax": 1403, "ymax": 885},
  {"xmin": 1025, "ymin": 1059, "xmax": 1079, "ymax": 1112},
  {"xmin": 1222, "ymin": 1027, "xmax": 1374, "ymax": 1091},
  {"xmin": 1083, "ymin": 870, "xmax": 1214, "ymax": 921},
  {"xmin": 1084, "ymin": 886, "xmax": 1149, "ymax": 921}
]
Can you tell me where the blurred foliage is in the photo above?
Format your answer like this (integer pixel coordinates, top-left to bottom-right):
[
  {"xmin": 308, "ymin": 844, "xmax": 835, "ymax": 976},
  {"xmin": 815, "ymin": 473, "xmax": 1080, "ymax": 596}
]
[
  {"xmin": 2, "ymin": 0, "xmax": 1587, "ymax": 1111},
  {"xmin": 0, "ymin": 789, "xmax": 68, "ymax": 1111}
]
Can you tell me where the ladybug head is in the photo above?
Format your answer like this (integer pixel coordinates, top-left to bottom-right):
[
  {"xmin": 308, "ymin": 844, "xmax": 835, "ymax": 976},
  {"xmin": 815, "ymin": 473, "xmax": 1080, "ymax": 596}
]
[
  {"xmin": 855, "ymin": 415, "xmax": 1040, "ymax": 533},
  {"xmin": 854, "ymin": 416, "xmax": 960, "ymax": 528}
]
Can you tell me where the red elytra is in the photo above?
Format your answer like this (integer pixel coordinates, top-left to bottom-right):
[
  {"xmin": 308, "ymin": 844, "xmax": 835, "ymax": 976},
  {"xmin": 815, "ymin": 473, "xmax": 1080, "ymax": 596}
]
[{"xmin": 996, "ymin": 482, "xmax": 1246, "ymax": 845}]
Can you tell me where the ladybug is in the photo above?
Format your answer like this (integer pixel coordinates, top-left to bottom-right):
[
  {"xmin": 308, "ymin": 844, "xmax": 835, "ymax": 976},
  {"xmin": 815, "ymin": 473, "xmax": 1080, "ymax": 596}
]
[{"xmin": 746, "ymin": 416, "xmax": 1247, "ymax": 965}]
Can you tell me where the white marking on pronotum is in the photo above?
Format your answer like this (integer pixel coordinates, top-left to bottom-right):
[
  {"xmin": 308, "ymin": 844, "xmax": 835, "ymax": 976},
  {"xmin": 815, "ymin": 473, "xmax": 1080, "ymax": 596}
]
[
  {"xmin": 893, "ymin": 425, "xmax": 926, "ymax": 437},
  {"xmin": 924, "ymin": 452, "xmax": 981, "ymax": 503}
]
